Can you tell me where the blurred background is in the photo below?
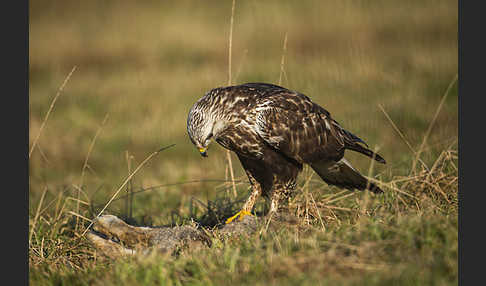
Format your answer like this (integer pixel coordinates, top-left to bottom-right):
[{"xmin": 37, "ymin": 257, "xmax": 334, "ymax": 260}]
[{"xmin": 29, "ymin": 0, "xmax": 457, "ymax": 225}]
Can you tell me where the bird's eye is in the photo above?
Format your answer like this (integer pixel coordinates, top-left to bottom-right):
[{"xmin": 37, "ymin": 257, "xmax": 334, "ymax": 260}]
[{"xmin": 203, "ymin": 133, "xmax": 213, "ymax": 146}]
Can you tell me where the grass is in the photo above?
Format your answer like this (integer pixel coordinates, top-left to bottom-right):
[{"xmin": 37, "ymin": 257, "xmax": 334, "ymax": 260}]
[{"xmin": 29, "ymin": 0, "xmax": 457, "ymax": 285}]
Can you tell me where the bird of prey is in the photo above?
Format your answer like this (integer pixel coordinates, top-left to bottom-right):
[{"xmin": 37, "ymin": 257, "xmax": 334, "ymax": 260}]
[{"xmin": 187, "ymin": 83, "xmax": 386, "ymax": 223}]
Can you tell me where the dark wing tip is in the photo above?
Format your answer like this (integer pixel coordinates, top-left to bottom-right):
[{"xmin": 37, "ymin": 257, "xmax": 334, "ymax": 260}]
[
  {"xmin": 343, "ymin": 129, "xmax": 369, "ymax": 148},
  {"xmin": 374, "ymin": 153, "xmax": 387, "ymax": 164},
  {"xmin": 368, "ymin": 182, "xmax": 384, "ymax": 194}
]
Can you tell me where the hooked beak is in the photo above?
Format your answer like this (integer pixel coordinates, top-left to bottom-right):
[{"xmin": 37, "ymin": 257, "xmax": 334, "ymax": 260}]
[{"xmin": 198, "ymin": 147, "xmax": 208, "ymax": 157}]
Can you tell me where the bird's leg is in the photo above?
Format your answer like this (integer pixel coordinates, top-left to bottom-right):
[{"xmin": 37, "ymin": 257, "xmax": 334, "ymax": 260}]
[
  {"xmin": 225, "ymin": 174, "xmax": 261, "ymax": 224},
  {"xmin": 267, "ymin": 184, "xmax": 293, "ymax": 219},
  {"xmin": 268, "ymin": 191, "xmax": 281, "ymax": 216}
]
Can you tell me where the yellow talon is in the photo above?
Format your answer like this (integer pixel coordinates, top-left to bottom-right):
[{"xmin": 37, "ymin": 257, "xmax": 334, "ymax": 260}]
[{"xmin": 225, "ymin": 210, "xmax": 252, "ymax": 224}]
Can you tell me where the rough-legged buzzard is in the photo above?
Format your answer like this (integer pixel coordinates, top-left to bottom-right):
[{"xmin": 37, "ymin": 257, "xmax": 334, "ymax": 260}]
[{"xmin": 187, "ymin": 83, "xmax": 385, "ymax": 223}]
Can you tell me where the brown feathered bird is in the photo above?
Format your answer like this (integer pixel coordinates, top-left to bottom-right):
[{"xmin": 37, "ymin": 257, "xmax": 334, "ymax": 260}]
[{"xmin": 187, "ymin": 83, "xmax": 385, "ymax": 223}]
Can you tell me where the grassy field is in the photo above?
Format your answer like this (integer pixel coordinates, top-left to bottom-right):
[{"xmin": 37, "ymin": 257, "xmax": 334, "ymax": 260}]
[{"xmin": 29, "ymin": 0, "xmax": 458, "ymax": 285}]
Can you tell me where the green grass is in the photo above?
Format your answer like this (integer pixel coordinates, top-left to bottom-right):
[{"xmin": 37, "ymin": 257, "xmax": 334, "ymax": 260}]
[{"xmin": 29, "ymin": 0, "xmax": 457, "ymax": 285}]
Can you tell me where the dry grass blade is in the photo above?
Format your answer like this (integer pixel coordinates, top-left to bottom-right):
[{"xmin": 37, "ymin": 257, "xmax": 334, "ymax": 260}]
[
  {"xmin": 72, "ymin": 184, "xmax": 92, "ymax": 232},
  {"xmin": 80, "ymin": 144, "xmax": 175, "ymax": 237},
  {"xmin": 324, "ymin": 192, "xmax": 356, "ymax": 204},
  {"xmin": 378, "ymin": 103, "xmax": 428, "ymax": 170},
  {"xmin": 310, "ymin": 193, "xmax": 326, "ymax": 231},
  {"xmin": 226, "ymin": 152, "xmax": 237, "ymax": 198},
  {"xmin": 234, "ymin": 48, "xmax": 248, "ymax": 83},
  {"xmin": 227, "ymin": 0, "xmax": 236, "ymax": 86},
  {"xmin": 215, "ymin": 176, "xmax": 246, "ymax": 190},
  {"xmin": 80, "ymin": 113, "xmax": 109, "ymax": 186},
  {"xmin": 226, "ymin": 0, "xmax": 238, "ymax": 198},
  {"xmin": 390, "ymin": 173, "xmax": 429, "ymax": 184},
  {"xmin": 419, "ymin": 149, "xmax": 446, "ymax": 190},
  {"xmin": 300, "ymin": 168, "xmax": 314, "ymax": 224},
  {"xmin": 29, "ymin": 66, "xmax": 77, "ymax": 158},
  {"xmin": 260, "ymin": 210, "xmax": 275, "ymax": 236},
  {"xmin": 366, "ymin": 177, "xmax": 418, "ymax": 199},
  {"xmin": 36, "ymin": 143, "xmax": 51, "ymax": 166},
  {"xmin": 125, "ymin": 150, "xmax": 134, "ymax": 219},
  {"xmin": 322, "ymin": 205, "xmax": 353, "ymax": 212},
  {"xmin": 321, "ymin": 189, "xmax": 349, "ymax": 202},
  {"xmin": 29, "ymin": 187, "xmax": 48, "ymax": 245},
  {"xmin": 362, "ymin": 145, "xmax": 380, "ymax": 214},
  {"xmin": 342, "ymin": 262, "xmax": 390, "ymax": 271},
  {"xmin": 411, "ymin": 73, "xmax": 458, "ymax": 173},
  {"xmin": 65, "ymin": 196, "xmax": 90, "ymax": 207},
  {"xmin": 68, "ymin": 211, "xmax": 93, "ymax": 223},
  {"xmin": 77, "ymin": 113, "xmax": 109, "ymax": 232},
  {"xmin": 278, "ymin": 32, "xmax": 288, "ymax": 86},
  {"xmin": 365, "ymin": 146, "xmax": 379, "ymax": 187}
]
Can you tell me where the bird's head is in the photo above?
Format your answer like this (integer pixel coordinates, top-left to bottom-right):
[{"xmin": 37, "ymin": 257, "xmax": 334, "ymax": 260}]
[{"xmin": 187, "ymin": 102, "xmax": 223, "ymax": 158}]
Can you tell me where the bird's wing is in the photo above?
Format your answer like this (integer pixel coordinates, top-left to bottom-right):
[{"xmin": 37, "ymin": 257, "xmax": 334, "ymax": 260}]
[
  {"xmin": 253, "ymin": 91, "xmax": 349, "ymax": 163},
  {"xmin": 310, "ymin": 158, "xmax": 383, "ymax": 193}
]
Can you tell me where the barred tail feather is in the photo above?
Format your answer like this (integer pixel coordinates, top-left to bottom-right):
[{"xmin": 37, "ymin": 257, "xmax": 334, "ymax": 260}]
[
  {"xmin": 340, "ymin": 129, "xmax": 386, "ymax": 164},
  {"xmin": 346, "ymin": 144, "xmax": 386, "ymax": 164}
]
